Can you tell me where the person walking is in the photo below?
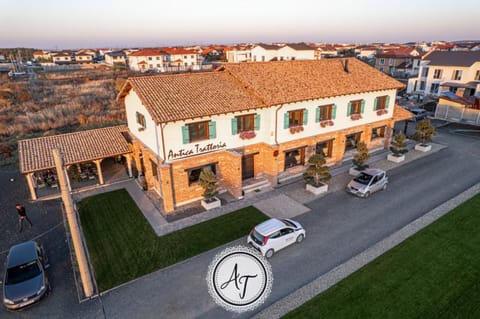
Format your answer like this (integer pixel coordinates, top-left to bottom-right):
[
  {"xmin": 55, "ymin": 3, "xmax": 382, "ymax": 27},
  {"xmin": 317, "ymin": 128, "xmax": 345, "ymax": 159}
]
[{"xmin": 16, "ymin": 204, "xmax": 33, "ymax": 232}]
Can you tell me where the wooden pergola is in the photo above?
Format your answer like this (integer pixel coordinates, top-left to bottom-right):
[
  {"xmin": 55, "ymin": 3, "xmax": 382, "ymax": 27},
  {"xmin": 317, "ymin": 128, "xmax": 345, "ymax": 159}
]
[{"xmin": 18, "ymin": 125, "xmax": 133, "ymax": 200}]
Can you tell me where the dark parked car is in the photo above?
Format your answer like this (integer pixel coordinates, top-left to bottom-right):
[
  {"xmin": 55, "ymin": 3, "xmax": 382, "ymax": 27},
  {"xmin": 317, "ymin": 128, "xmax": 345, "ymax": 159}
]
[
  {"xmin": 3, "ymin": 241, "xmax": 50, "ymax": 310},
  {"xmin": 407, "ymin": 108, "xmax": 428, "ymax": 122}
]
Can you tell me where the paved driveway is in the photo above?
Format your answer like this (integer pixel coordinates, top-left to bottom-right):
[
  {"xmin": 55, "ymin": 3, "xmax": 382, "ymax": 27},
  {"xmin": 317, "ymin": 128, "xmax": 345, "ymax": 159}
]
[{"xmin": 0, "ymin": 168, "xmax": 102, "ymax": 319}]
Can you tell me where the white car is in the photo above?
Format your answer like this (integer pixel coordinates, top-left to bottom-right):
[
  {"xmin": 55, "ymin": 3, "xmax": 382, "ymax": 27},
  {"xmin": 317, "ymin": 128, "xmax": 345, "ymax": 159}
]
[{"xmin": 247, "ymin": 218, "xmax": 306, "ymax": 258}]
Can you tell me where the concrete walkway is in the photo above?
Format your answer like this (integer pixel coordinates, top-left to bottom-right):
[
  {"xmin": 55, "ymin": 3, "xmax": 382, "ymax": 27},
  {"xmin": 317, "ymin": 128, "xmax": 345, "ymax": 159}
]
[{"xmin": 72, "ymin": 141, "xmax": 446, "ymax": 237}]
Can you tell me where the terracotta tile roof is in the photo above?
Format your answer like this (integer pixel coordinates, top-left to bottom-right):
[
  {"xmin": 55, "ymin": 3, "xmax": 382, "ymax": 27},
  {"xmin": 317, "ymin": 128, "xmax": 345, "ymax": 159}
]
[
  {"xmin": 118, "ymin": 59, "xmax": 404, "ymax": 124},
  {"xmin": 120, "ymin": 73, "xmax": 267, "ymax": 124},
  {"xmin": 162, "ymin": 47, "xmax": 196, "ymax": 55},
  {"xmin": 222, "ymin": 59, "xmax": 405, "ymax": 105},
  {"xmin": 393, "ymin": 105, "xmax": 414, "ymax": 122},
  {"xmin": 18, "ymin": 125, "xmax": 131, "ymax": 173},
  {"xmin": 129, "ymin": 49, "xmax": 165, "ymax": 57}
]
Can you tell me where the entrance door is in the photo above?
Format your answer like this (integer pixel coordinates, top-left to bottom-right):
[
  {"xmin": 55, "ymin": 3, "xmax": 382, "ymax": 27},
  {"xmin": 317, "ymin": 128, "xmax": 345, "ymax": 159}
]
[{"xmin": 242, "ymin": 155, "xmax": 255, "ymax": 180}]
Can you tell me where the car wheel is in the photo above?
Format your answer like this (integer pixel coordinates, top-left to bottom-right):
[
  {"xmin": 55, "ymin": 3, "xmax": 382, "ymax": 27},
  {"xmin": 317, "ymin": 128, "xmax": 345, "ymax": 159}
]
[
  {"xmin": 265, "ymin": 249, "xmax": 274, "ymax": 258},
  {"xmin": 296, "ymin": 234, "xmax": 304, "ymax": 243},
  {"xmin": 364, "ymin": 191, "xmax": 370, "ymax": 198}
]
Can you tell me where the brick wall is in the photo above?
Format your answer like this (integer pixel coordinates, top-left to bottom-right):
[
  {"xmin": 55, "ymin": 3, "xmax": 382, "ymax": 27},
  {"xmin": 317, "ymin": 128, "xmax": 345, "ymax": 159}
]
[{"xmin": 134, "ymin": 120, "xmax": 395, "ymax": 213}]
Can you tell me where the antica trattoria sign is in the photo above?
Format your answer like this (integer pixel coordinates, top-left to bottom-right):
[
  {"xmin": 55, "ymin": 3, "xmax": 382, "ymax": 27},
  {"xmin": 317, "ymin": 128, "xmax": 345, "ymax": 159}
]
[{"xmin": 168, "ymin": 141, "xmax": 227, "ymax": 160}]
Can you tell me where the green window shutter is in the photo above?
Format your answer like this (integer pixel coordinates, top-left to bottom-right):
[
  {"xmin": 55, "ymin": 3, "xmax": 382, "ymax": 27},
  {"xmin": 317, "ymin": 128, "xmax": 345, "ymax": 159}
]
[
  {"xmin": 361, "ymin": 100, "xmax": 365, "ymax": 113},
  {"xmin": 374, "ymin": 97, "xmax": 378, "ymax": 110},
  {"xmin": 347, "ymin": 102, "xmax": 352, "ymax": 116},
  {"xmin": 209, "ymin": 121, "xmax": 216, "ymax": 139},
  {"xmin": 231, "ymin": 118, "xmax": 238, "ymax": 135},
  {"xmin": 182, "ymin": 126, "xmax": 189, "ymax": 144},
  {"xmin": 332, "ymin": 104, "xmax": 337, "ymax": 119},
  {"xmin": 385, "ymin": 95, "xmax": 390, "ymax": 109},
  {"xmin": 303, "ymin": 109, "xmax": 308, "ymax": 125},
  {"xmin": 315, "ymin": 107, "xmax": 320, "ymax": 122},
  {"xmin": 254, "ymin": 114, "xmax": 260, "ymax": 130},
  {"xmin": 284, "ymin": 112, "xmax": 289, "ymax": 129}
]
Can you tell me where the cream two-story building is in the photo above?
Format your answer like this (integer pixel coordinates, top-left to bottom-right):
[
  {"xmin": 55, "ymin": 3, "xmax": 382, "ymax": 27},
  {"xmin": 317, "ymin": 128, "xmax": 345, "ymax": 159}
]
[
  {"xmin": 407, "ymin": 51, "xmax": 480, "ymax": 98},
  {"xmin": 118, "ymin": 59, "xmax": 410, "ymax": 213}
]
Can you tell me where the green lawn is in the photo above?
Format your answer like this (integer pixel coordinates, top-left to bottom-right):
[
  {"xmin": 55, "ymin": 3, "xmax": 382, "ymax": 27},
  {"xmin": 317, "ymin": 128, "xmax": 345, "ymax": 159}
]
[
  {"xmin": 78, "ymin": 189, "xmax": 268, "ymax": 291},
  {"xmin": 284, "ymin": 194, "xmax": 480, "ymax": 319}
]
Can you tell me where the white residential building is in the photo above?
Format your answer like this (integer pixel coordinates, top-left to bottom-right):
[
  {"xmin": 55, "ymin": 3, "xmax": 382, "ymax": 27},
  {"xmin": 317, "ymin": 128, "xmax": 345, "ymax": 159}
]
[
  {"xmin": 128, "ymin": 49, "xmax": 166, "ymax": 72},
  {"xmin": 226, "ymin": 45, "xmax": 253, "ymax": 63},
  {"xmin": 251, "ymin": 44, "xmax": 279, "ymax": 62},
  {"xmin": 105, "ymin": 51, "xmax": 127, "ymax": 66},
  {"xmin": 407, "ymin": 51, "xmax": 480, "ymax": 98}
]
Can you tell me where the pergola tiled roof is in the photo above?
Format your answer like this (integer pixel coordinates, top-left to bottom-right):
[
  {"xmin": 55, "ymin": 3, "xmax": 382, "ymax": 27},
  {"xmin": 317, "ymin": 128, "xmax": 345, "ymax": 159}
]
[
  {"xmin": 393, "ymin": 105, "xmax": 414, "ymax": 122},
  {"xmin": 18, "ymin": 125, "xmax": 131, "ymax": 173}
]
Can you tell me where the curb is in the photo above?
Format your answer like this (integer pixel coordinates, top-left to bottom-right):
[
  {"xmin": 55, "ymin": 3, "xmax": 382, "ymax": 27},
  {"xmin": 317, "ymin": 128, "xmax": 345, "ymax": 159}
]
[{"xmin": 252, "ymin": 182, "xmax": 480, "ymax": 319}]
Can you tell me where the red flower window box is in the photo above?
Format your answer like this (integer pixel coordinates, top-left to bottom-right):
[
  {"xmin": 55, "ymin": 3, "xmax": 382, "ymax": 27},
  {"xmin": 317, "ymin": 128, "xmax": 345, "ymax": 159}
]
[
  {"xmin": 320, "ymin": 120, "xmax": 334, "ymax": 127},
  {"xmin": 239, "ymin": 130, "xmax": 256, "ymax": 140},
  {"xmin": 289, "ymin": 126, "xmax": 304, "ymax": 134},
  {"xmin": 376, "ymin": 109, "xmax": 388, "ymax": 116},
  {"xmin": 350, "ymin": 114, "xmax": 362, "ymax": 121}
]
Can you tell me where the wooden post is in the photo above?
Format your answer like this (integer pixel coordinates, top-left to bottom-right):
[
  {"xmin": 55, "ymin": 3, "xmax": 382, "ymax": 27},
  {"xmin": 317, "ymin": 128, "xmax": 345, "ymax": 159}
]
[
  {"xmin": 52, "ymin": 149, "xmax": 94, "ymax": 297},
  {"xmin": 26, "ymin": 172, "xmax": 37, "ymax": 200},
  {"xmin": 125, "ymin": 155, "xmax": 133, "ymax": 178},
  {"xmin": 93, "ymin": 160, "xmax": 104, "ymax": 185}
]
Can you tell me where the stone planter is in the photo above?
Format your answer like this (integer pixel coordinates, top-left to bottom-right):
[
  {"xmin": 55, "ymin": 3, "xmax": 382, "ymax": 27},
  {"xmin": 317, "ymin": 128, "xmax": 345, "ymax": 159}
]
[
  {"xmin": 387, "ymin": 153, "xmax": 405, "ymax": 163},
  {"xmin": 349, "ymin": 167, "xmax": 363, "ymax": 176},
  {"xmin": 415, "ymin": 143, "xmax": 431, "ymax": 152},
  {"xmin": 306, "ymin": 183, "xmax": 328, "ymax": 195},
  {"xmin": 201, "ymin": 197, "xmax": 221, "ymax": 210}
]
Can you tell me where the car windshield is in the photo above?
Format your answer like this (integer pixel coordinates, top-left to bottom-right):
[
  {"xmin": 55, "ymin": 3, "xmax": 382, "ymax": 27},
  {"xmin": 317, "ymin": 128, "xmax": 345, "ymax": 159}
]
[
  {"xmin": 281, "ymin": 219, "xmax": 296, "ymax": 228},
  {"xmin": 354, "ymin": 173, "xmax": 373, "ymax": 185},
  {"xmin": 6, "ymin": 260, "xmax": 41, "ymax": 285}
]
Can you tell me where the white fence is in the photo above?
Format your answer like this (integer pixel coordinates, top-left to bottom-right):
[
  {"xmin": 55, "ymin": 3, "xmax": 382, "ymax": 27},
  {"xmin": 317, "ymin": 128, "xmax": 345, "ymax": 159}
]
[{"xmin": 435, "ymin": 104, "xmax": 480, "ymax": 126}]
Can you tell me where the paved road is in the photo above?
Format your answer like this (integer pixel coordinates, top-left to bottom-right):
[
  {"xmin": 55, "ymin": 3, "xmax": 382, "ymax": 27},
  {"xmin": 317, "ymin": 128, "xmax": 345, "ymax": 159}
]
[
  {"xmin": 0, "ymin": 168, "xmax": 103, "ymax": 319},
  {"xmin": 99, "ymin": 127, "xmax": 480, "ymax": 319},
  {"xmin": 1, "ymin": 126, "xmax": 479, "ymax": 318}
]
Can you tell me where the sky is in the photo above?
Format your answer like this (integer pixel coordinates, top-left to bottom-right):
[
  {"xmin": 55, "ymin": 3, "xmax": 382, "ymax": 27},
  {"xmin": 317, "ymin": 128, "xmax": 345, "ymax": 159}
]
[{"xmin": 1, "ymin": 0, "xmax": 479, "ymax": 49}]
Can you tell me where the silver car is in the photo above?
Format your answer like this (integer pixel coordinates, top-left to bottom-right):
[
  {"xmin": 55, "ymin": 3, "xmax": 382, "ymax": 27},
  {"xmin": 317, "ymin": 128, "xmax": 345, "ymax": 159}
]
[
  {"xmin": 3, "ymin": 241, "xmax": 50, "ymax": 310},
  {"xmin": 346, "ymin": 168, "xmax": 388, "ymax": 198}
]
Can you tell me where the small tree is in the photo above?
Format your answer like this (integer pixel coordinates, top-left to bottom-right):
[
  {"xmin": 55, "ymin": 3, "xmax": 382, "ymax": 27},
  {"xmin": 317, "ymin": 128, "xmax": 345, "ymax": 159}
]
[
  {"xmin": 304, "ymin": 154, "xmax": 331, "ymax": 186},
  {"xmin": 352, "ymin": 141, "xmax": 370, "ymax": 171},
  {"xmin": 198, "ymin": 167, "xmax": 219, "ymax": 200},
  {"xmin": 412, "ymin": 119, "xmax": 436, "ymax": 145},
  {"xmin": 390, "ymin": 132, "xmax": 409, "ymax": 156}
]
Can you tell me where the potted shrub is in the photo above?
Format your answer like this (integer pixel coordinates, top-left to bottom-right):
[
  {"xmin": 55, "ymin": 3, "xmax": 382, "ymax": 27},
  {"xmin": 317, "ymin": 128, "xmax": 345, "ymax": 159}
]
[
  {"xmin": 413, "ymin": 119, "xmax": 436, "ymax": 152},
  {"xmin": 304, "ymin": 154, "xmax": 331, "ymax": 195},
  {"xmin": 199, "ymin": 167, "xmax": 221, "ymax": 210},
  {"xmin": 388, "ymin": 132, "xmax": 408, "ymax": 163},
  {"xmin": 349, "ymin": 141, "xmax": 370, "ymax": 176}
]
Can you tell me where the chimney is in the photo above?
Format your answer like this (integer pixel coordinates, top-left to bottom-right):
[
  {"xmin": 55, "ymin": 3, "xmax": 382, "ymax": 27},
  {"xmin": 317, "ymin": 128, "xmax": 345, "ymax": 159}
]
[{"xmin": 342, "ymin": 59, "xmax": 350, "ymax": 73}]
